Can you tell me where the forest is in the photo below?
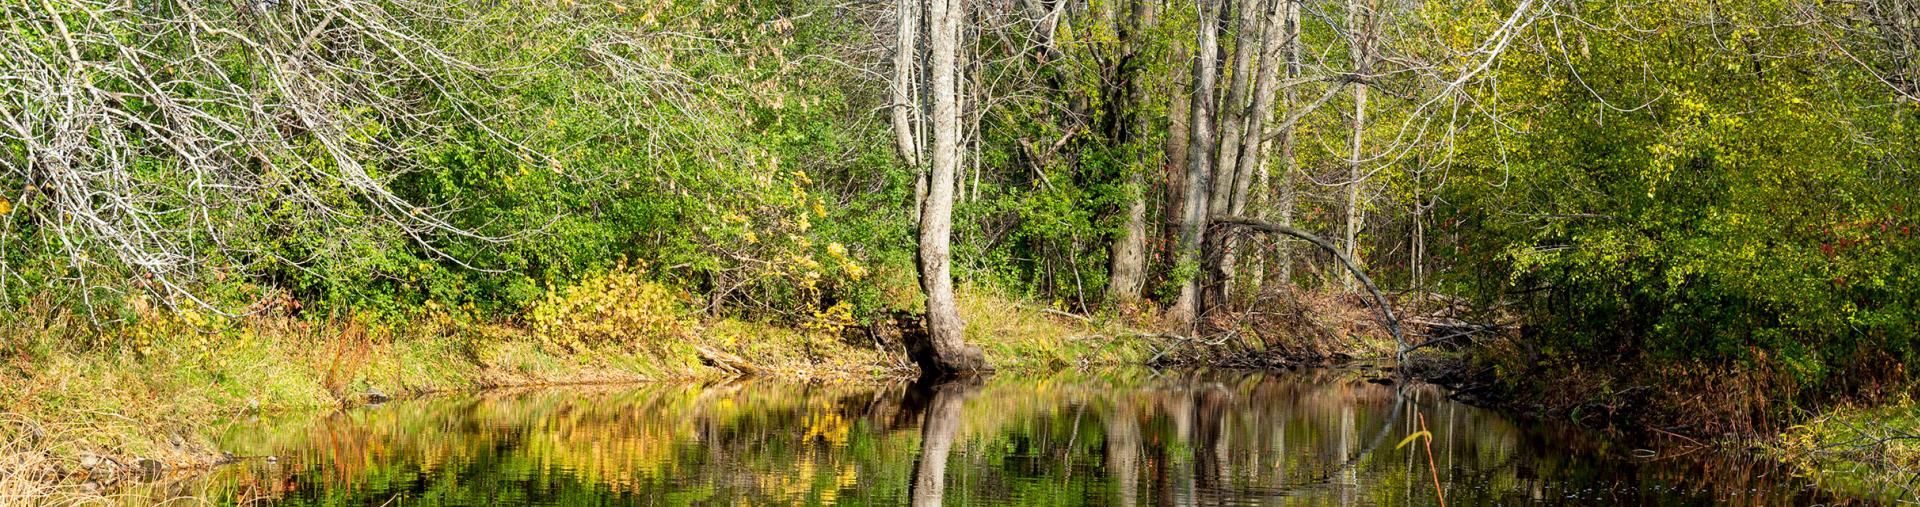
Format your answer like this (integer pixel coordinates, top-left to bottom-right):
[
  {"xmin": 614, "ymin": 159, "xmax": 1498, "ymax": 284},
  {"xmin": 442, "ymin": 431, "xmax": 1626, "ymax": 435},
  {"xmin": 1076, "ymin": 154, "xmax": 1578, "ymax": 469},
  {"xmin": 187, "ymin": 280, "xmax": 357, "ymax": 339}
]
[{"xmin": 1, "ymin": 0, "xmax": 1917, "ymax": 502}]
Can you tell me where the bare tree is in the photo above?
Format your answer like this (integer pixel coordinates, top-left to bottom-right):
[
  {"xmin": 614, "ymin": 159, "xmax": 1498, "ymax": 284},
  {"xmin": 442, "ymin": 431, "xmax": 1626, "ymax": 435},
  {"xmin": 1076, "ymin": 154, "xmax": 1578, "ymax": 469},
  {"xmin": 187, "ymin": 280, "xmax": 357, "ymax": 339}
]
[
  {"xmin": 0, "ymin": 0, "xmax": 559, "ymax": 315},
  {"xmin": 1340, "ymin": 0, "xmax": 1374, "ymax": 292},
  {"xmin": 894, "ymin": 0, "xmax": 927, "ymax": 228}
]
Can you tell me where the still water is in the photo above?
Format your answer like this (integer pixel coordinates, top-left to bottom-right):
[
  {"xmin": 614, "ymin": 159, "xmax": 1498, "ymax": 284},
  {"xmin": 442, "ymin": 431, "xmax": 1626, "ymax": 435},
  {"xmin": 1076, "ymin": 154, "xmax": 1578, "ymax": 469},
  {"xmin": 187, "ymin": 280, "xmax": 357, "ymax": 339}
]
[{"xmin": 158, "ymin": 368, "xmax": 1870, "ymax": 505}]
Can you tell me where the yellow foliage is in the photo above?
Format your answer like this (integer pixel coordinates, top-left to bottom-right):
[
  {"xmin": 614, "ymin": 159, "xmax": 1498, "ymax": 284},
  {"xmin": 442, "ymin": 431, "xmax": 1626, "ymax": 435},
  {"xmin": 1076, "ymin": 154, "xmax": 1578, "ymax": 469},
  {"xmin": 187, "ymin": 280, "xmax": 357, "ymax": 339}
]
[
  {"xmin": 528, "ymin": 260, "xmax": 691, "ymax": 351},
  {"xmin": 803, "ymin": 301, "xmax": 856, "ymax": 335}
]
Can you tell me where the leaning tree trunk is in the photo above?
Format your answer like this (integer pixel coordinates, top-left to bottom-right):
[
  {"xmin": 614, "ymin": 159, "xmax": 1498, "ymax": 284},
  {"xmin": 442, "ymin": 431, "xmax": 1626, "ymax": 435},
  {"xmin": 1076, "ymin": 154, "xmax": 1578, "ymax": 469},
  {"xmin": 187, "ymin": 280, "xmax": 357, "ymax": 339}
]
[
  {"xmin": 1210, "ymin": 216, "xmax": 1410, "ymax": 362},
  {"xmin": 913, "ymin": 0, "xmax": 987, "ymax": 377}
]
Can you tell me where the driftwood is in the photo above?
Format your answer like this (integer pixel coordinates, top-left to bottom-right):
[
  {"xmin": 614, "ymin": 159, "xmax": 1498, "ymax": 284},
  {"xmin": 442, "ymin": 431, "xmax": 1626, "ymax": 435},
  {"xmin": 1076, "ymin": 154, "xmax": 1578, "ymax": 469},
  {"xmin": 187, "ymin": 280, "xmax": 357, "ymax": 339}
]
[{"xmin": 1209, "ymin": 216, "xmax": 1410, "ymax": 362}]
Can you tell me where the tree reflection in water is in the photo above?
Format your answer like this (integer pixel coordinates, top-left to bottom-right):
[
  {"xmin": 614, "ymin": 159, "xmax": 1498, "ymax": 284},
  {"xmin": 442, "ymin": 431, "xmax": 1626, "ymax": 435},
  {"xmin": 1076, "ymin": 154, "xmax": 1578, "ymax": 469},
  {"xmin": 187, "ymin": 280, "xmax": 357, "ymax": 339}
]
[
  {"xmin": 907, "ymin": 377, "xmax": 979, "ymax": 507},
  {"xmin": 130, "ymin": 368, "xmax": 1872, "ymax": 505}
]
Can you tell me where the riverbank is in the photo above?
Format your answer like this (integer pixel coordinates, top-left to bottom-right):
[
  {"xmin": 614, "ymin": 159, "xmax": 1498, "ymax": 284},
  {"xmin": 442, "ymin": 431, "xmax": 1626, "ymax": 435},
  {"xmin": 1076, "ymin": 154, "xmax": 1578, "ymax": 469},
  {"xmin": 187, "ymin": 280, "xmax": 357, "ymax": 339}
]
[
  {"xmin": 0, "ymin": 285, "xmax": 1148, "ymax": 500},
  {"xmin": 1399, "ymin": 338, "xmax": 1920, "ymax": 503},
  {"xmin": 1776, "ymin": 401, "xmax": 1920, "ymax": 501},
  {"xmin": 6, "ymin": 284, "xmax": 1912, "ymax": 503}
]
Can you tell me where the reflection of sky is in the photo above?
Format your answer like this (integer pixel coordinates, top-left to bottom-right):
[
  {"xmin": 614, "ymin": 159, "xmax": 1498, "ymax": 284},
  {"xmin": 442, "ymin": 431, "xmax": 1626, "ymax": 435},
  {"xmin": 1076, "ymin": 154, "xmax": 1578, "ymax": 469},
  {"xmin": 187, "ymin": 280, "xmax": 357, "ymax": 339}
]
[{"xmin": 132, "ymin": 368, "xmax": 1856, "ymax": 506}]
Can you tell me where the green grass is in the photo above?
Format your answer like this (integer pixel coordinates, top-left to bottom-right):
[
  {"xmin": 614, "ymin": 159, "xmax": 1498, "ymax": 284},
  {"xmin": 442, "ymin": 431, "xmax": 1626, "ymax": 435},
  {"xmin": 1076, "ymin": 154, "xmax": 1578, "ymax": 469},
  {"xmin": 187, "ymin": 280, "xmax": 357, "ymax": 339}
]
[
  {"xmin": 957, "ymin": 285, "xmax": 1154, "ymax": 372},
  {"xmin": 1776, "ymin": 400, "xmax": 1920, "ymax": 502}
]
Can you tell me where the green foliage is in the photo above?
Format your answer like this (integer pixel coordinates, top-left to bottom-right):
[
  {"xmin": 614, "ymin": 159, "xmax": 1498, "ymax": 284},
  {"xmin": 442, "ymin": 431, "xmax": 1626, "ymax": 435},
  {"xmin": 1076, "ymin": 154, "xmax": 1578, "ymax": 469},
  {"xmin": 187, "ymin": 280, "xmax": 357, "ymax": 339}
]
[
  {"xmin": 4, "ymin": 0, "xmax": 1915, "ymax": 421},
  {"xmin": 1433, "ymin": 0, "xmax": 1920, "ymax": 396}
]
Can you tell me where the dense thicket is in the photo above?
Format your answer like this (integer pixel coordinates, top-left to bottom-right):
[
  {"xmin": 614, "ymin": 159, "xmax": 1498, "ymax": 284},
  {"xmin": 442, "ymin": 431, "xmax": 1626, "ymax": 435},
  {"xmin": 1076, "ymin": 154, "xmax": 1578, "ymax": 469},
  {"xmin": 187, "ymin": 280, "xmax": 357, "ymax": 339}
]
[
  {"xmin": 4, "ymin": 0, "xmax": 1916, "ymax": 417},
  {"xmin": 2, "ymin": 0, "xmax": 903, "ymax": 328}
]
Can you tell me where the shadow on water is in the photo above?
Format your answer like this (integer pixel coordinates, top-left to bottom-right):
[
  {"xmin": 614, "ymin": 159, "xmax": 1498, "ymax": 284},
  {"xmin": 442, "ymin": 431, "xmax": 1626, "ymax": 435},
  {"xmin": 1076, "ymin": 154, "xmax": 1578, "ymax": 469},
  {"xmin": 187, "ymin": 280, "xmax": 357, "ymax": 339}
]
[{"xmin": 123, "ymin": 368, "xmax": 1885, "ymax": 505}]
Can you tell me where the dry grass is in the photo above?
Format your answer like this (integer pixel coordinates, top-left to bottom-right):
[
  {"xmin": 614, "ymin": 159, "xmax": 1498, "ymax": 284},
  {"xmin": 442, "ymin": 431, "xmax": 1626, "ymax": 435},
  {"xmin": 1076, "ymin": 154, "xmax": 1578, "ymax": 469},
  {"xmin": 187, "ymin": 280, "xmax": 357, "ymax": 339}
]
[
  {"xmin": 1151, "ymin": 285, "xmax": 1399, "ymax": 367},
  {"xmin": 0, "ymin": 283, "xmax": 1157, "ymax": 502},
  {"xmin": 0, "ymin": 413, "xmax": 221, "ymax": 506}
]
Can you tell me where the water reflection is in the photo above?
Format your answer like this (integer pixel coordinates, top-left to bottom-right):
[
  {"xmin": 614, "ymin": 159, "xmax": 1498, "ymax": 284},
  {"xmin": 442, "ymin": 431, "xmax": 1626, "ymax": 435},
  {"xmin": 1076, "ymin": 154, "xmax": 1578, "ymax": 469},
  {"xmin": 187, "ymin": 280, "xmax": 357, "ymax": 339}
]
[
  {"xmin": 908, "ymin": 377, "xmax": 977, "ymax": 507},
  {"xmin": 141, "ymin": 368, "xmax": 1873, "ymax": 505}
]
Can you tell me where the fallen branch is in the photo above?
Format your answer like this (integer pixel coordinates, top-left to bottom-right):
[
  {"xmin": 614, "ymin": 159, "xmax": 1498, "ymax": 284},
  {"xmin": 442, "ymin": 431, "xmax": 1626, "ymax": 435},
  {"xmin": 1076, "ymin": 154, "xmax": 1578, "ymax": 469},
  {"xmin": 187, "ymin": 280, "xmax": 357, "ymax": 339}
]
[{"xmin": 1210, "ymin": 216, "xmax": 1410, "ymax": 362}]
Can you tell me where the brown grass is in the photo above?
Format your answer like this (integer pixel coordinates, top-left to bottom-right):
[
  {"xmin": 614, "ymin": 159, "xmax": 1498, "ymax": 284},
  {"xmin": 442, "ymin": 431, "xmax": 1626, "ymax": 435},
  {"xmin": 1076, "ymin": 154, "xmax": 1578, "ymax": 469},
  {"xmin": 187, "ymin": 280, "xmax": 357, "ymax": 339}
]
[
  {"xmin": 1152, "ymin": 285, "xmax": 1398, "ymax": 367},
  {"xmin": 0, "ymin": 283, "xmax": 1156, "ymax": 502}
]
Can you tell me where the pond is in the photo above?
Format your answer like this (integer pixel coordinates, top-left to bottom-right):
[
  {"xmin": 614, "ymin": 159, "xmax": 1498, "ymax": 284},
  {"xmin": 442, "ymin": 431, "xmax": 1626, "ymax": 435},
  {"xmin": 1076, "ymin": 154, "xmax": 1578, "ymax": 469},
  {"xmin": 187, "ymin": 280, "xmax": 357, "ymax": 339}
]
[{"xmin": 142, "ymin": 367, "xmax": 1870, "ymax": 505}]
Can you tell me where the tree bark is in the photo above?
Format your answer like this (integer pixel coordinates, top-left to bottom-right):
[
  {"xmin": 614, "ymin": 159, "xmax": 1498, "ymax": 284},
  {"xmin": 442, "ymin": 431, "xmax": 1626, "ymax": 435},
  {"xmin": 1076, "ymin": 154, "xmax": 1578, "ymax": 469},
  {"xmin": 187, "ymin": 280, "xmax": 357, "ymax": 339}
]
[
  {"xmin": 1341, "ymin": 0, "xmax": 1370, "ymax": 293},
  {"xmin": 1106, "ymin": 0, "xmax": 1153, "ymax": 305},
  {"xmin": 1163, "ymin": 32, "xmax": 1192, "ymax": 287},
  {"xmin": 1169, "ymin": 0, "xmax": 1222, "ymax": 326},
  {"xmin": 1210, "ymin": 0, "xmax": 1260, "ymax": 219},
  {"xmin": 1208, "ymin": 0, "xmax": 1291, "ymax": 304},
  {"xmin": 1273, "ymin": 0, "xmax": 1302, "ymax": 283},
  {"xmin": 1232, "ymin": 0, "xmax": 1287, "ymax": 217},
  {"xmin": 914, "ymin": 0, "xmax": 987, "ymax": 377},
  {"xmin": 891, "ymin": 0, "xmax": 921, "ymax": 169},
  {"xmin": 895, "ymin": 0, "xmax": 925, "ymax": 227},
  {"xmin": 1197, "ymin": 0, "xmax": 1266, "ymax": 307}
]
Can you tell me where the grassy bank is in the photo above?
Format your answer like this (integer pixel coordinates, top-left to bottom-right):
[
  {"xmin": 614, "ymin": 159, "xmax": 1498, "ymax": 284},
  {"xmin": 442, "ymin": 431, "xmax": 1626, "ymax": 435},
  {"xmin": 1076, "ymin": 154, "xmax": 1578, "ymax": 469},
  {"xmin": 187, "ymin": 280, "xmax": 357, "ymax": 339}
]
[
  {"xmin": 1776, "ymin": 401, "xmax": 1920, "ymax": 501},
  {"xmin": 0, "ymin": 284, "xmax": 1146, "ymax": 500}
]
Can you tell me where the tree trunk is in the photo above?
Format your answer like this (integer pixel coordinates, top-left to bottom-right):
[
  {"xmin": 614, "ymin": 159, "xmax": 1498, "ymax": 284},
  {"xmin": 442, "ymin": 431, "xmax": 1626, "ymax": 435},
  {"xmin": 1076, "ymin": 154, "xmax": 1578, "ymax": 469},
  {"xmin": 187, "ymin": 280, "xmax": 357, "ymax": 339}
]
[
  {"xmin": 1341, "ymin": 0, "xmax": 1370, "ymax": 293},
  {"xmin": 1273, "ymin": 0, "xmax": 1301, "ymax": 283},
  {"xmin": 1232, "ymin": 0, "xmax": 1287, "ymax": 217},
  {"xmin": 891, "ymin": 0, "xmax": 921, "ymax": 168},
  {"xmin": 1169, "ymin": 0, "xmax": 1222, "ymax": 326},
  {"xmin": 1163, "ymin": 32, "xmax": 1192, "ymax": 288},
  {"xmin": 1106, "ymin": 0, "xmax": 1153, "ymax": 304},
  {"xmin": 914, "ymin": 0, "xmax": 986, "ymax": 377},
  {"xmin": 1210, "ymin": 0, "xmax": 1260, "ymax": 219},
  {"xmin": 1198, "ymin": 0, "xmax": 1264, "ymax": 307},
  {"xmin": 1218, "ymin": 0, "xmax": 1289, "ymax": 302},
  {"xmin": 894, "ymin": 0, "xmax": 924, "ymax": 227}
]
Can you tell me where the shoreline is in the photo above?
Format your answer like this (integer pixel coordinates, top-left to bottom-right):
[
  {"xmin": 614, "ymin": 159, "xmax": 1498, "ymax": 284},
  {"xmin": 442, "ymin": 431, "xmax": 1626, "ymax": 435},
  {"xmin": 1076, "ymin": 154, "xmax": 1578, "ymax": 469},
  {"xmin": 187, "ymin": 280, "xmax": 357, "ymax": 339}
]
[
  {"xmin": 0, "ymin": 287, "xmax": 1144, "ymax": 500},
  {"xmin": 4, "ymin": 297, "xmax": 1913, "ymax": 503}
]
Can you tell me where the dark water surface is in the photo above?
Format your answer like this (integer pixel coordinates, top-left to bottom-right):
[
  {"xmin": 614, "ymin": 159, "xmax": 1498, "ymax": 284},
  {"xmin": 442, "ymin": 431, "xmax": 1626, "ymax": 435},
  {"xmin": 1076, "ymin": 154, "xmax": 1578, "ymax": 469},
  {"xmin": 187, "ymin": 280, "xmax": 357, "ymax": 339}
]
[{"xmin": 157, "ymin": 368, "xmax": 1874, "ymax": 505}]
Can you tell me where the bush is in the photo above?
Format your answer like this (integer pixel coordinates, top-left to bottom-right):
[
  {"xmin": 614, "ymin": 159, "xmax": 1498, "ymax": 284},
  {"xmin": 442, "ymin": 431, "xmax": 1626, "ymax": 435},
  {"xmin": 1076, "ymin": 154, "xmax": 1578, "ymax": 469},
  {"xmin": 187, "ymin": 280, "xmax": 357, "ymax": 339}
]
[{"xmin": 527, "ymin": 261, "xmax": 691, "ymax": 352}]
